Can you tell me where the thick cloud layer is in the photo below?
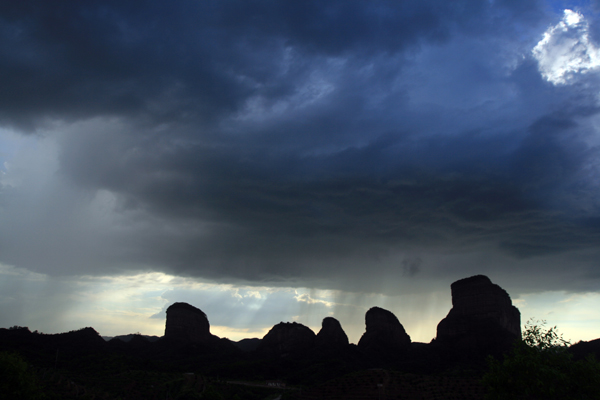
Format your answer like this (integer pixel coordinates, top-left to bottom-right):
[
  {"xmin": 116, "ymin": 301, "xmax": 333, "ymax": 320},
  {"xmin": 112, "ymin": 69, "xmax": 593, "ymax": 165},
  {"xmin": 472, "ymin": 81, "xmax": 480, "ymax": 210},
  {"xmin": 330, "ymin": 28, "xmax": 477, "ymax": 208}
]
[{"xmin": 2, "ymin": 1, "xmax": 600, "ymax": 297}]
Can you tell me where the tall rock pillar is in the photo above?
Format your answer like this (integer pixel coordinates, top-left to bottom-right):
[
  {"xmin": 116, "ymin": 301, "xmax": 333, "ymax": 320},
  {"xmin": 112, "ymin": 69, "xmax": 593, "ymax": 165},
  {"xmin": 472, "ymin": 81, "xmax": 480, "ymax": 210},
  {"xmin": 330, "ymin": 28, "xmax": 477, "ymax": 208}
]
[
  {"xmin": 436, "ymin": 275, "xmax": 521, "ymax": 356},
  {"xmin": 358, "ymin": 306, "xmax": 411, "ymax": 356},
  {"xmin": 164, "ymin": 302, "xmax": 211, "ymax": 343}
]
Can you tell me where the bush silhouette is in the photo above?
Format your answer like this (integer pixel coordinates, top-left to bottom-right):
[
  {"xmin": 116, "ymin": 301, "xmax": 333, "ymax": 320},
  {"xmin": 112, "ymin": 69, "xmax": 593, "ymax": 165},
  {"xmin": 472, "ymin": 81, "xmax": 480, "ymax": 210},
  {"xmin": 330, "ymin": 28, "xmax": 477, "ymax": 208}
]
[
  {"xmin": 482, "ymin": 319, "xmax": 600, "ymax": 400},
  {"xmin": 0, "ymin": 351, "xmax": 44, "ymax": 400}
]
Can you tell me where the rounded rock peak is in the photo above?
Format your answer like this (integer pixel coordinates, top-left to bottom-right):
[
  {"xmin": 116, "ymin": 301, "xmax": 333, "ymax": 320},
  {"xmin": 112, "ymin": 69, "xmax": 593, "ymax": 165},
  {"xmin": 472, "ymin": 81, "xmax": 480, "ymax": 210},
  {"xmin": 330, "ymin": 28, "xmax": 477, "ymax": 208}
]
[
  {"xmin": 358, "ymin": 306, "xmax": 411, "ymax": 354},
  {"xmin": 365, "ymin": 307, "xmax": 401, "ymax": 329},
  {"xmin": 321, "ymin": 316, "xmax": 342, "ymax": 328},
  {"xmin": 166, "ymin": 302, "xmax": 207, "ymax": 317},
  {"xmin": 264, "ymin": 321, "xmax": 316, "ymax": 336},
  {"xmin": 258, "ymin": 321, "xmax": 316, "ymax": 354},
  {"xmin": 316, "ymin": 317, "xmax": 349, "ymax": 347}
]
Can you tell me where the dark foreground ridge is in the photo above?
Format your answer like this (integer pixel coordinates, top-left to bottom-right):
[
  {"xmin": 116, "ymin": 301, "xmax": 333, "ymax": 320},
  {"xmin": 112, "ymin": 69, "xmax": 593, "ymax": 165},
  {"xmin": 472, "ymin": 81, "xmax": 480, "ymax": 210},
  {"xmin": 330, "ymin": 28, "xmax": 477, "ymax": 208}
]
[{"xmin": 2, "ymin": 275, "xmax": 598, "ymax": 399}]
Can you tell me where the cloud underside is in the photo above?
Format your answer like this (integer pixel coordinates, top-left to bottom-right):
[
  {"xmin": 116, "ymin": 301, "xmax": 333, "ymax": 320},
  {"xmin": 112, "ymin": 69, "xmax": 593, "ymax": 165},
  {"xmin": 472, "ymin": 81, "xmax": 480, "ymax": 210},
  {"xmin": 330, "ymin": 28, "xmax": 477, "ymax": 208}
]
[{"xmin": 1, "ymin": 1, "xmax": 600, "ymax": 295}]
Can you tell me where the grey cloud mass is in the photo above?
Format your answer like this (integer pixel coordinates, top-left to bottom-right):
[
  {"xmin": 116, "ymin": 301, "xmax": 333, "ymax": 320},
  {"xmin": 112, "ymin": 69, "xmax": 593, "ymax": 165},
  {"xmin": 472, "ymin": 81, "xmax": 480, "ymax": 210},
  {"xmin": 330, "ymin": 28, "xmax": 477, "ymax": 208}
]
[{"xmin": 2, "ymin": 0, "xmax": 600, "ymax": 298}]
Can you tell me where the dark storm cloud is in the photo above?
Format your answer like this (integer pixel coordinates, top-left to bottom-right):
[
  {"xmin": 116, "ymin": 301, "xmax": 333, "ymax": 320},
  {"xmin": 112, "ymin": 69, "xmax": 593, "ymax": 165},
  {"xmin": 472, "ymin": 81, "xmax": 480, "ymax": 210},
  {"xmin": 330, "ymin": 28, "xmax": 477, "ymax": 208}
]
[
  {"xmin": 0, "ymin": 1, "xmax": 250, "ymax": 129},
  {"xmin": 0, "ymin": 0, "xmax": 544, "ymax": 129},
  {"xmin": 3, "ymin": 0, "xmax": 600, "ymax": 294},
  {"xmin": 52, "ymin": 110, "xmax": 600, "ymax": 287}
]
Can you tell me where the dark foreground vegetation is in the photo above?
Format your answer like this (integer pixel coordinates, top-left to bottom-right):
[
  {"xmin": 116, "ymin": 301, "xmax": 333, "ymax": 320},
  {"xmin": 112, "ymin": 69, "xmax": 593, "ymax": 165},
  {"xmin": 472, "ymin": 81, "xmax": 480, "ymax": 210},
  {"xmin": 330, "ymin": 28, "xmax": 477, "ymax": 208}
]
[{"xmin": 1, "ymin": 320, "xmax": 600, "ymax": 400}]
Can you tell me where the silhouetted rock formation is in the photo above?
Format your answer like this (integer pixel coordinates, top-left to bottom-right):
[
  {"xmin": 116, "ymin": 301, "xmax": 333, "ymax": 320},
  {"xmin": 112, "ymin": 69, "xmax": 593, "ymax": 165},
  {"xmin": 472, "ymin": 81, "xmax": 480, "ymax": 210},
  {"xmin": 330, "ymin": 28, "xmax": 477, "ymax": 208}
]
[
  {"xmin": 164, "ymin": 302, "xmax": 212, "ymax": 343},
  {"xmin": 435, "ymin": 275, "xmax": 520, "ymax": 357},
  {"xmin": 357, "ymin": 307, "xmax": 411, "ymax": 355},
  {"xmin": 0, "ymin": 274, "xmax": 532, "ymax": 386},
  {"xmin": 316, "ymin": 317, "xmax": 349, "ymax": 348},
  {"xmin": 257, "ymin": 322, "xmax": 316, "ymax": 356}
]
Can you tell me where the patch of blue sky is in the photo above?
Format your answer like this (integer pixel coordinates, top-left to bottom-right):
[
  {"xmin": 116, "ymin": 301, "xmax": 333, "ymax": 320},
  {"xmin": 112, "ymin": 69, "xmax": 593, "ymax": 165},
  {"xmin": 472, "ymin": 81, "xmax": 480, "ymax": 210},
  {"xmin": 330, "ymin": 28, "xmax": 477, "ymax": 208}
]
[{"xmin": 545, "ymin": 0, "xmax": 593, "ymax": 15}]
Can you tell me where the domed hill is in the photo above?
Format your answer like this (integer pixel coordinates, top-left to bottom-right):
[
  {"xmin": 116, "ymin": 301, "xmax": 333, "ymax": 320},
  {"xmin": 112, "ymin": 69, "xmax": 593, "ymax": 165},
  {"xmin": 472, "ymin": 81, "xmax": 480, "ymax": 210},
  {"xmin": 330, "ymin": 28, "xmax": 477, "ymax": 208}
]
[
  {"xmin": 257, "ymin": 322, "xmax": 316, "ymax": 356},
  {"xmin": 48, "ymin": 327, "xmax": 107, "ymax": 350},
  {"xmin": 435, "ymin": 275, "xmax": 521, "ymax": 357},
  {"xmin": 358, "ymin": 307, "xmax": 411, "ymax": 355}
]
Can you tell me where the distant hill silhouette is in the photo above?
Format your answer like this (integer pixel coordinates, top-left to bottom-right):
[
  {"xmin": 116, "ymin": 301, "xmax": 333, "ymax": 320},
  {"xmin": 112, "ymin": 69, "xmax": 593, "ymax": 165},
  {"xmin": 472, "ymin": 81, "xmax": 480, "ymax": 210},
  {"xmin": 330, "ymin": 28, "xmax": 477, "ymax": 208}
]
[
  {"xmin": 570, "ymin": 338, "xmax": 600, "ymax": 361},
  {"xmin": 103, "ymin": 333, "xmax": 160, "ymax": 343}
]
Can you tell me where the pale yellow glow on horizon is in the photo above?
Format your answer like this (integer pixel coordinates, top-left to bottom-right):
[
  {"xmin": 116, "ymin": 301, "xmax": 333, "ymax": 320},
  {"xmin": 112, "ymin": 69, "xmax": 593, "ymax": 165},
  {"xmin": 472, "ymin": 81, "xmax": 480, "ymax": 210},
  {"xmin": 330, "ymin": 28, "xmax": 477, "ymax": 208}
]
[
  {"xmin": 211, "ymin": 326, "xmax": 270, "ymax": 341},
  {"xmin": 517, "ymin": 291, "xmax": 600, "ymax": 343}
]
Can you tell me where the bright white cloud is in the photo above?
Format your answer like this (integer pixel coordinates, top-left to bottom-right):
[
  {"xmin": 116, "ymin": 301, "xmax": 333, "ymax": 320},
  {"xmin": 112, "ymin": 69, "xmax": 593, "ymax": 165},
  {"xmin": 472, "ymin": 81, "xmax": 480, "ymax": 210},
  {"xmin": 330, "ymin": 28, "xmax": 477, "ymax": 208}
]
[
  {"xmin": 532, "ymin": 9, "xmax": 600, "ymax": 85},
  {"xmin": 294, "ymin": 290, "xmax": 335, "ymax": 307}
]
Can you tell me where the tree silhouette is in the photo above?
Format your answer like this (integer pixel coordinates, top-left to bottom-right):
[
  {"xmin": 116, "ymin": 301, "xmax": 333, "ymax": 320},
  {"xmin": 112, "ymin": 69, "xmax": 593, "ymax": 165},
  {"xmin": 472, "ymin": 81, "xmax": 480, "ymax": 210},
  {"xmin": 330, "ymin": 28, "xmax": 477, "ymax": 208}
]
[{"xmin": 483, "ymin": 319, "xmax": 600, "ymax": 400}]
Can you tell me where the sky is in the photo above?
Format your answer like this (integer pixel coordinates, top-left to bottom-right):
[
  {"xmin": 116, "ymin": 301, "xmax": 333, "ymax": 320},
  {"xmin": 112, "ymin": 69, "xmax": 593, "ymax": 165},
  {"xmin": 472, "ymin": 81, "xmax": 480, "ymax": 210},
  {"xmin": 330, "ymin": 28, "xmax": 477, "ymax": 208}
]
[{"xmin": 2, "ymin": 0, "xmax": 600, "ymax": 344}]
